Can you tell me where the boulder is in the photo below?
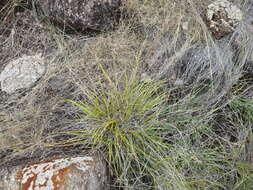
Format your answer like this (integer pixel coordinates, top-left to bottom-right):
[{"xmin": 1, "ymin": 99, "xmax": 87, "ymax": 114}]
[
  {"xmin": 34, "ymin": 0, "xmax": 121, "ymax": 32},
  {"xmin": 0, "ymin": 156, "xmax": 108, "ymax": 190},
  {"xmin": 206, "ymin": 0, "xmax": 243, "ymax": 39},
  {"xmin": 150, "ymin": 40, "xmax": 235, "ymax": 86},
  {"xmin": 0, "ymin": 54, "xmax": 46, "ymax": 94}
]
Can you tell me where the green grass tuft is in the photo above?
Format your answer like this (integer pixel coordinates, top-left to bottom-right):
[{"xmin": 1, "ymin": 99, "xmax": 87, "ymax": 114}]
[
  {"xmin": 63, "ymin": 65, "xmax": 170, "ymax": 187},
  {"xmin": 228, "ymin": 97, "xmax": 253, "ymax": 123}
]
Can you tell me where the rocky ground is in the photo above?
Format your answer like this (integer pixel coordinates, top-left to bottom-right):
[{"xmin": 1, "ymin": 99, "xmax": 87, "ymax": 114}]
[{"xmin": 0, "ymin": 0, "xmax": 253, "ymax": 189}]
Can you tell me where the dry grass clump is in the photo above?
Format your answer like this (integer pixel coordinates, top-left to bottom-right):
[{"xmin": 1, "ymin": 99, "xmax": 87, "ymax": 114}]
[
  {"xmin": 122, "ymin": 0, "xmax": 213, "ymax": 40},
  {"xmin": 65, "ymin": 27, "xmax": 143, "ymax": 87}
]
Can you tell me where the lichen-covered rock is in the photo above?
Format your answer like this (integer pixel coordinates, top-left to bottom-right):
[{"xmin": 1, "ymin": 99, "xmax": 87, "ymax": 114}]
[
  {"xmin": 35, "ymin": 0, "xmax": 121, "ymax": 32},
  {"xmin": 0, "ymin": 54, "xmax": 45, "ymax": 94},
  {"xmin": 206, "ymin": 0, "xmax": 243, "ymax": 39},
  {"xmin": 0, "ymin": 156, "xmax": 108, "ymax": 190}
]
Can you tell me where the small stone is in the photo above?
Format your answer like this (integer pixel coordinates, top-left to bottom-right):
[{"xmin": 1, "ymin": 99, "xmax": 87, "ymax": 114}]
[
  {"xmin": 181, "ymin": 21, "xmax": 189, "ymax": 31},
  {"xmin": 0, "ymin": 54, "xmax": 46, "ymax": 94},
  {"xmin": 206, "ymin": 0, "xmax": 243, "ymax": 39}
]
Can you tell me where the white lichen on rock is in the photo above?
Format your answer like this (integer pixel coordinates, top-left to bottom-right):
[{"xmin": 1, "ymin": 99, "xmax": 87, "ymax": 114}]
[
  {"xmin": 18, "ymin": 157, "xmax": 93, "ymax": 190},
  {"xmin": 0, "ymin": 156, "xmax": 107, "ymax": 190},
  {"xmin": 0, "ymin": 54, "xmax": 46, "ymax": 94},
  {"xmin": 15, "ymin": 156, "xmax": 107, "ymax": 190},
  {"xmin": 206, "ymin": 0, "xmax": 243, "ymax": 39}
]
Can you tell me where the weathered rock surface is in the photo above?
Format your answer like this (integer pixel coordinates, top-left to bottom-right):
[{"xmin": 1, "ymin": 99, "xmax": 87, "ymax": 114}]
[
  {"xmin": 35, "ymin": 0, "xmax": 121, "ymax": 32},
  {"xmin": 0, "ymin": 54, "xmax": 45, "ymax": 94},
  {"xmin": 206, "ymin": 0, "xmax": 243, "ymax": 39},
  {"xmin": 0, "ymin": 156, "xmax": 108, "ymax": 190}
]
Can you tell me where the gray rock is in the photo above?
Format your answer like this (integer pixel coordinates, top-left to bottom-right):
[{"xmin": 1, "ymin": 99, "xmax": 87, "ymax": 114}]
[
  {"xmin": 180, "ymin": 42, "xmax": 236, "ymax": 85},
  {"xmin": 151, "ymin": 40, "xmax": 236, "ymax": 86},
  {"xmin": 0, "ymin": 156, "xmax": 108, "ymax": 190},
  {"xmin": 206, "ymin": 0, "xmax": 243, "ymax": 39},
  {"xmin": 148, "ymin": 32, "xmax": 248, "ymax": 109},
  {"xmin": 0, "ymin": 54, "xmax": 46, "ymax": 94},
  {"xmin": 34, "ymin": 0, "xmax": 121, "ymax": 32}
]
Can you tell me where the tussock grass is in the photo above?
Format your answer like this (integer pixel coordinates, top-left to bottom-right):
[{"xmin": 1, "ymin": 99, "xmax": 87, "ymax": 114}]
[
  {"xmin": 229, "ymin": 97, "xmax": 253, "ymax": 123},
  {"xmin": 59, "ymin": 65, "xmax": 169, "ymax": 187}
]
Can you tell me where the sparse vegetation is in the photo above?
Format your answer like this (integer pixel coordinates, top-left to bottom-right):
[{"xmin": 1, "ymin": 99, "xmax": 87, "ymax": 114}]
[{"xmin": 0, "ymin": 0, "xmax": 253, "ymax": 189}]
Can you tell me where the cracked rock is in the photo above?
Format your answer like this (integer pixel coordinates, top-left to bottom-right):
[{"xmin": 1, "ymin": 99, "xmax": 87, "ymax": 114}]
[{"xmin": 0, "ymin": 54, "xmax": 46, "ymax": 94}]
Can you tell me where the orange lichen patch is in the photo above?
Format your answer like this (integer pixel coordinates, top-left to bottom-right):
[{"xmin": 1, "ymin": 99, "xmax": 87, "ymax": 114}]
[
  {"xmin": 38, "ymin": 179, "xmax": 48, "ymax": 188},
  {"xmin": 15, "ymin": 156, "xmax": 94, "ymax": 190},
  {"xmin": 51, "ymin": 167, "xmax": 71, "ymax": 190},
  {"xmin": 21, "ymin": 173, "xmax": 37, "ymax": 190},
  {"xmin": 17, "ymin": 170, "xmax": 38, "ymax": 190}
]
